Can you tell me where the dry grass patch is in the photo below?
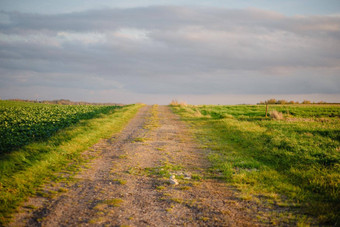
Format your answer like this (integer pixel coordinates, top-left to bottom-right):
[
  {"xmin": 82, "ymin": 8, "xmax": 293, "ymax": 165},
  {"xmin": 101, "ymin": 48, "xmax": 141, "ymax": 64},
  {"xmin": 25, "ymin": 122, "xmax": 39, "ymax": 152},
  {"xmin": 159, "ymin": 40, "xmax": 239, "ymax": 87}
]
[
  {"xmin": 270, "ymin": 110, "xmax": 284, "ymax": 120},
  {"xmin": 170, "ymin": 99, "xmax": 187, "ymax": 107}
]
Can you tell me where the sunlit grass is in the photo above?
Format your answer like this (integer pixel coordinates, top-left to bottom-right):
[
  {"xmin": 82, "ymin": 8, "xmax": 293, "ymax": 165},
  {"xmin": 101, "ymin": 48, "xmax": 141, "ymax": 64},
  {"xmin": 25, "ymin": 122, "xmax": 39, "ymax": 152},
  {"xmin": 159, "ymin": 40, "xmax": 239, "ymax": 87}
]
[{"xmin": 172, "ymin": 104, "xmax": 340, "ymax": 225}]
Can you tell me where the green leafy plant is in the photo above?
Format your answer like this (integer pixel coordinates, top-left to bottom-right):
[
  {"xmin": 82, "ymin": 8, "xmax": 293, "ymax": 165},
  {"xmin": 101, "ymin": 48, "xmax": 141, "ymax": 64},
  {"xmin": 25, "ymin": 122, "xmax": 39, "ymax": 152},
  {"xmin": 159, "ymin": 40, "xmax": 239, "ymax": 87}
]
[{"xmin": 0, "ymin": 100, "xmax": 121, "ymax": 153}]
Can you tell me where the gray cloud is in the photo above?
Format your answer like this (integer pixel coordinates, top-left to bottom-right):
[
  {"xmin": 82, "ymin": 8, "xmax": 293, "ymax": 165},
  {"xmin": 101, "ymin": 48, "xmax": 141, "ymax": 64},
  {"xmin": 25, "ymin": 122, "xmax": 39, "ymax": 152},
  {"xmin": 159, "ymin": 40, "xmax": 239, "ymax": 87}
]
[{"xmin": 0, "ymin": 6, "xmax": 339, "ymax": 103}]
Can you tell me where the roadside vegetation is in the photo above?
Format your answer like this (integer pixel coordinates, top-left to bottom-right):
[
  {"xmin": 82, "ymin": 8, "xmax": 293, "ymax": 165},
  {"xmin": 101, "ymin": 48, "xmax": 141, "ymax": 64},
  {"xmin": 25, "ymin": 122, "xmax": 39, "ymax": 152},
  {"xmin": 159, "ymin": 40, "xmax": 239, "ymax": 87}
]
[
  {"xmin": 0, "ymin": 101, "xmax": 143, "ymax": 224},
  {"xmin": 171, "ymin": 103, "xmax": 340, "ymax": 225}
]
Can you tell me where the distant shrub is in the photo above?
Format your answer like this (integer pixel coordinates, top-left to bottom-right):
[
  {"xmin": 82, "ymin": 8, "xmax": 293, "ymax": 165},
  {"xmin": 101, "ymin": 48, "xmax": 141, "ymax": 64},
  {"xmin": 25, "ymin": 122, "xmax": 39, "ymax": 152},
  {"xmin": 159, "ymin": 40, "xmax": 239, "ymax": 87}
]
[
  {"xmin": 276, "ymin": 100, "xmax": 287, "ymax": 104},
  {"xmin": 266, "ymin": 99, "xmax": 277, "ymax": 104},
  {"xmin": 270, "ymin": 110, "xmax": 283, "ymax": 120},
  {"xmin": 258, "ymin": 100, "xmax": 318, "ymax": 105}
]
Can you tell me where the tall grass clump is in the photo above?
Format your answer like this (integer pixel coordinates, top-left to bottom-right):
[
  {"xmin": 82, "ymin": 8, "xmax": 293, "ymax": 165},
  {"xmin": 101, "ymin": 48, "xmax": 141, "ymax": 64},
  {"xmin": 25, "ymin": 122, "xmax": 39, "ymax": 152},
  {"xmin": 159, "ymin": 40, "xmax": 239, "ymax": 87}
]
[
  {"xmin": 170, "ymin": 99, "xmax": 179, "ymax": 106},
  {"xmin": 270, "ymin": 110, "xmax": 283, "ymax": 120},
  {"xmin": 169, "ymin": 99, "xmax": 187, "ymax": 107}
]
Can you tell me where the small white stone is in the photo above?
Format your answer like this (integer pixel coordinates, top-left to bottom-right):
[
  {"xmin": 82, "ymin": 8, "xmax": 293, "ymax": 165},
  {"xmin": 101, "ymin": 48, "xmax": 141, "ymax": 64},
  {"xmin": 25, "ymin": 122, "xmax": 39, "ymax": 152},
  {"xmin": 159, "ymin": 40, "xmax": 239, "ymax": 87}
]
[
  {"xmin": 169, "ymin": 175, "xmax": 179, "ymax": 185},
  {"xmin": 183, "ymin": 174, "xmax": 191, "ymax": 180}
]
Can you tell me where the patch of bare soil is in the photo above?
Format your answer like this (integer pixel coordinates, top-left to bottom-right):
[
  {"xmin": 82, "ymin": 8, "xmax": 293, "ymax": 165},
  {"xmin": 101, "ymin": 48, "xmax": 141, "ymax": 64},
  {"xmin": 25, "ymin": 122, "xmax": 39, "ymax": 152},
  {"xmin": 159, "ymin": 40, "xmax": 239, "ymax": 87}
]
[{"xmin": 10, "ymin": 106, "xmax": 264, "ymax": 226}]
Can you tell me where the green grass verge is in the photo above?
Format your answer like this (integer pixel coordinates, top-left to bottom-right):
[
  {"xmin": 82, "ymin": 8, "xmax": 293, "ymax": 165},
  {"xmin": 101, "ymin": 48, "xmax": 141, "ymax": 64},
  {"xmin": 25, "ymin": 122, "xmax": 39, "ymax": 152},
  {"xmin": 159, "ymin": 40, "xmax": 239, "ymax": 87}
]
[
  {"xmin": 0, "ymin": 104, "xmax": 143, "ymax": 224},
  {"xmin": 171, "ymin": 104, "xmax": 340, "ymax": 225}
]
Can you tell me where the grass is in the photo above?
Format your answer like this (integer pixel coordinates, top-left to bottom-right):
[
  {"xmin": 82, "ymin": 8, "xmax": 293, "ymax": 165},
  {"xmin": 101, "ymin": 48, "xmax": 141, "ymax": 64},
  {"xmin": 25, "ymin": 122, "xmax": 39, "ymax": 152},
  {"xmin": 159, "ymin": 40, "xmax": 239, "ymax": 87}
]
[
  {"xmin": 0, "ymin": 103, "xmax": 143, "ymax": 224},
  {"xmin": 143, "ymin": 104, "xmax": 160, "ymax": 130},
  {"xmin": 179, "ymin": 185, "xmax": 191, "ymax": 191},
  {"xmin": 156, "ymin": 185, "xmax": 166, "ymax": 191},
  {"xmin": 112, "ymin": 179, "xmax": 127, "ymax": 185},
  {"xmin": 171, "ymin": 104, "xmax": 340, "ymax": 225},
  {"xmin": 133, "ymin": 137, "xmax": 149, "ymax": 143},
  {"xmin": 144, "ymin": 161, "xmax": 183, "ymax": 178},
  {"xmin": 101, "ymin": 198, "xmax": 123, "ymax": 207}
]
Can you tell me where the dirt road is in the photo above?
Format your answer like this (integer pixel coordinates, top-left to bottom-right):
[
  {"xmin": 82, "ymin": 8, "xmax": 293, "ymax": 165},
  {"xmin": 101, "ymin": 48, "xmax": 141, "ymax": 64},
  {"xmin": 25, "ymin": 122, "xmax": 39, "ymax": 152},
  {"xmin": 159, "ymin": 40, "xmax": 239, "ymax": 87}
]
[{"xmin": 11, "ymin": 105, "xmax": 260, "ymax": 226}]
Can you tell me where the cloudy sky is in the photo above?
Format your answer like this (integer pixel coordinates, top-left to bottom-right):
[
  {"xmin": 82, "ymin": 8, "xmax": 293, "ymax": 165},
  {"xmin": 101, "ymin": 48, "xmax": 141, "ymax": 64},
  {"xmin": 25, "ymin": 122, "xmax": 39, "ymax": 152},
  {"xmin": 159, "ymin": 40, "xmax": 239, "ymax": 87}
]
[{"xmin": 1, "ymin": 1, "xmax": 340, "ymax": 104}]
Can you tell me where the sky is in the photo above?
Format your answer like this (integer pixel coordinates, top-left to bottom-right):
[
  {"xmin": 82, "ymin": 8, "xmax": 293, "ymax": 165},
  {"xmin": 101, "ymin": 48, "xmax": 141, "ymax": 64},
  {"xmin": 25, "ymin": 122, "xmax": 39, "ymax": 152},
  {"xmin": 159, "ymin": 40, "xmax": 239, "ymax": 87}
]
[{"xmin": 0, "ymin": 1, "xmax": 340, "ymax": 104}]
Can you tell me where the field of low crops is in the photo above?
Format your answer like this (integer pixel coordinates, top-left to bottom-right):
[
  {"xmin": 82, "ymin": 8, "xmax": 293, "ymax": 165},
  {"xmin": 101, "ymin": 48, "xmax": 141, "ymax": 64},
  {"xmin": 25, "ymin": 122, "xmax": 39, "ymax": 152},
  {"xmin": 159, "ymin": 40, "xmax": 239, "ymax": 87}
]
[
  {"xmin": 172, "ymin": 104, "xmax": 340, "ymax": 225},
  {"xmin": 0, "ymin": 100, "xmax": 120, "ymax": 153},
  {"xmin": 0, "ymin": 101, "xmax": 142, "ymax": 224}
]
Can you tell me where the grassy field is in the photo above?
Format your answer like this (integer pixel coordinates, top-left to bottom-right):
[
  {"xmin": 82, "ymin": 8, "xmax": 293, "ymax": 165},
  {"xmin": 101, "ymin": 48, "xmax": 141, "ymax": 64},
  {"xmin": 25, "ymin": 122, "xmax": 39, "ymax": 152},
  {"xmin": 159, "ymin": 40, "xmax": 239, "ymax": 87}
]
[
  {"xmin": 0, "ymin": 101, "xmax": 143, "ymax": 224},
  {"xmin": 171, "ymin": 104, "xmax": 340, "ymax": 225}
]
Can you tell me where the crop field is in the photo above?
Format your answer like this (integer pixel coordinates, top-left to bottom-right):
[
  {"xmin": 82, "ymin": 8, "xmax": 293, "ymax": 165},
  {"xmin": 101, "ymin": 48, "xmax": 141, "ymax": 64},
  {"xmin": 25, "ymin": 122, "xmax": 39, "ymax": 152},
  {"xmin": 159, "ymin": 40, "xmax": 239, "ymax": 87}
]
[
  {"xmin": 171, "ymin": 104, "xmax": 340, "ymax": 224},
  {"xmin": 0, "ymin": 101, "xmax": 142, "ymax": 224},
  {"xmin": 0, "ymin": 100, "xmax": 121, "ymax": 153}
]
